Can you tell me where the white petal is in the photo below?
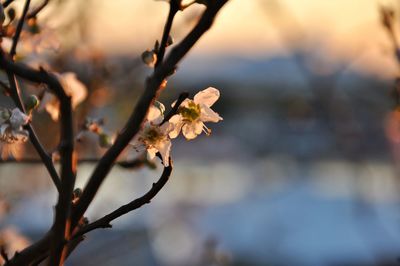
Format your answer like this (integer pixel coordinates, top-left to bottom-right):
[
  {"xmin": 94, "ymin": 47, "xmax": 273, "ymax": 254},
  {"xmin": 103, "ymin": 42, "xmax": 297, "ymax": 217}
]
[
  {"xmin": 160, "ymin": 121, "xmax": 174, "ymax": 135},
  {"xmin": 13, "ymin": 129, "xmax": 29, "ymax": 142},
  {"xmin": 168, "ymin": 115, "xmax": 184, "ymax": 139},
  {"xmin": 147, "ymin": 147, "xmax": 158, "ymax": 160},
  {"xmin": 194, "ymin": 87, "xmax": 220, "ymax": 107},
  {"xmin": 147, "ymin": 105, "xmax": 163, "ymax": 124},
  {"xmin": 0, "ymin": 124, "xmax": 9, "ymax": 135},
  {"xmin": 9, "ymin": 108, "xmax": 29, "ymax": 129},
  {"xmin": 200, "ymin": 104, "xmax": 223, "ymax": 123},
  {"xmin": 155, "ymin": 140, "xmax": 171, "ymax": 166},
  {"xmin": 182, "ymin": 122, "xmax": 201, "ymax": 140}
]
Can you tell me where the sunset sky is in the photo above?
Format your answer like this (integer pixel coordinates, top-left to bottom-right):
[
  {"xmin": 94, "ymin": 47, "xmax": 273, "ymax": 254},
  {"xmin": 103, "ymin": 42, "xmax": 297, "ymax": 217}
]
[{"xmin": 84, "ymin": 0, "xmax": 399, "ymax": 78}]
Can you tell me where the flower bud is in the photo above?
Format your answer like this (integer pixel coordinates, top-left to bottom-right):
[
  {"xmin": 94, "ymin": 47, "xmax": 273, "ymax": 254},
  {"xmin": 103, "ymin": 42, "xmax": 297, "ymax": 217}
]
[
  {"xmin": 25, "ymin": 95, "xmax": 40, "ymax": 112},
  {"xmin": 73, "ymin": 188, "xmax": 82, "ymax": 198},
  {"xmin": 141, "ymin": 50, "xmax": 157, "ymax": 67},
  {"xmin": 98, "ymin": 132, "xmax": 112, "ymax": 148},
  {"xmin": 0, "ymin": 109, "xmax": 10, "ymax": 121},
  {"xmin": 166, "ymin": 35, "xmax": 174, "ymax": 47},
  {"xmin": 6, "ymin": 7, "xmax": 15, "ymax": 22},
  {"xmin": 27, "ymin": 17, "xmax": 40, "ymax": 34}
]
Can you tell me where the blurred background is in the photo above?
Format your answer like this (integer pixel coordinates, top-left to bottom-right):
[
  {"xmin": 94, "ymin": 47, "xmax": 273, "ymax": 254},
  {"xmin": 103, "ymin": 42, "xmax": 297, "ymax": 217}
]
[{"xmin": 2, "ymin": 0, "xmax": 400, "ymax": 265}]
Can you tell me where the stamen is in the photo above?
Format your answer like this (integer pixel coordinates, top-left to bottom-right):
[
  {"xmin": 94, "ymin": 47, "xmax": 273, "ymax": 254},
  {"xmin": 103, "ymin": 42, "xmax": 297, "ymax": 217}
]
[{"xmin": 202, "ymin": 124, "xmax": 211, "ymax": 136}]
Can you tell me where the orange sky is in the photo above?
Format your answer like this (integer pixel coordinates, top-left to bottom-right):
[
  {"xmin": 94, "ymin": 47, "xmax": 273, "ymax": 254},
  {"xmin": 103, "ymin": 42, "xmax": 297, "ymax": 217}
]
[{"xmin": 86, "ymin": 0, "xmax": 398, "ymax": 79}]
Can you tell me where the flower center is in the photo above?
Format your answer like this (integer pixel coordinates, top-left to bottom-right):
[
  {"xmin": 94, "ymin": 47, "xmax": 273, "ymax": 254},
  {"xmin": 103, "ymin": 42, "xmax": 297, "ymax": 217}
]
[
  {"xmin": 179, "ymin": 101, "xmax": 201, "ymax": 122},
  {"xmin": 143, "ymin": 126, "xmax": 163, "ymax": 145}
]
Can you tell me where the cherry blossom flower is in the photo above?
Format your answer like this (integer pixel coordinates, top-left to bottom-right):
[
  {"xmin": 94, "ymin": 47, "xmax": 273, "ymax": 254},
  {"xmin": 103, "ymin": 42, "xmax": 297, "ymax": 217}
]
[
  {"xmin": 0, "ymin": 108, "xmax": 30, "ymax": 144},
  {"xmin": 0, "ymin": 108, "xmax": 30, "ymax": 160},
  {"xmin": 39, "ymin": 72, "xmax": 87, "ymax": 121},
  {"xmin": 131, "ymin": 103, "xmax": 173, "ymax": 166},
  {"xmin": 169, "ymin": 87, "xmax": 222, "ymax": 140}
]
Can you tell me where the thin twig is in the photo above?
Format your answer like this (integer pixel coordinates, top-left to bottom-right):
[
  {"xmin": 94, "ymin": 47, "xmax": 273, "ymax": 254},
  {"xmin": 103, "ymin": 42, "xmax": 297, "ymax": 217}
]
[
  {"xmin": 72, "ymin": 162, "xmax": 172, "ymax": 239},
  {"xmin": 10, "ymin": 0, "xmax": 31, "ymax": 58},
  {"xmin": 0, "ymin": 157, "xmax": 148, "ymax": 169},
  {"xmin": 6, "ymin": 73, "xmax": 61, "ymax": 192},
  {"xmin": 0, "ymin": 79, "xmax": 10, "ymax": 94},
  {"xmin": 4, "ymin": 0, "xmax": 62, "ymax": 192},
  {"xmin": 27, "ymin": 0, "xmax": 50, "ymax": 19},
  {"xmin": 71, "ymin": 1, "xmax": 229, "ymax": 232},
  {"xmin": 2, "ymin": 0, "xmax": 14, "ymax": 8},
  {"xmin": 1, "ymin": 247, "xmax": 9, "ymax": 263},
  {"xmin": 162, "ymin": 92, "xmax": 189, "ymax": 124},
  {"xmin": 1, "ymin": 1, "xmax": 229, "ymax": 264},
  {"xmin": 155, "ymin": 0, "xmax": 179, "ymax": 68},
  {"xmin": 0, "ymin": 56, "xmax": 75, "ymax": 265}
]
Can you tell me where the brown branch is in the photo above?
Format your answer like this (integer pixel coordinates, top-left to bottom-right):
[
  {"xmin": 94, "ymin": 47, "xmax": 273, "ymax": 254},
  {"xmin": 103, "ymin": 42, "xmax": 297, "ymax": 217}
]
[
  {"xmin": 72, "ymin": 162, "xmax": 172, "ymax": 240},
  {"xmin": 1, "ymin": 246, "xmax": 9, "ymax": 263},
  {"xmin": 10, "ymin": 0, "xmax": 31, "ymax": 58},
  {"xmin": 0, "ymin": 79, "xmax": 10, "ymax": 94},
  {"xmin": 71, "ymin": 1, "xmax": 229, "ymax": 231},
  {"xmin": 162, "ymin": 92, "xmax": 189, "ymax": 124},
  {"xmin": 27, "ymin": 0, "xmax": 50, "ymax": 19},
  {"xmin": 5, "ymin": 0, "xmax": 62, "ymax": 193},
  {"xmin": 0, "ymin": 157, "xmax": 148, "ymax": 169},
  {"xmin": 2, "ymin": 0, "xmax": 14, "ymax": 8},
  {"xmin": 0, "ymin": 55, "xmax": 76, "ymax": 266},
  {"xmin": 2, "ymin": 1, "xmax": 229, "ymax": 264},
  {"xmin": 155, "ymin": 0, "xmax": 179, "ymax": 68},
  {"xmin": 4, "ymin": 0, "xmax": 62, "ymax": 193},
  {"xmin": 5, "ymin": 73, "xmax": 61, "ymax": 192}
]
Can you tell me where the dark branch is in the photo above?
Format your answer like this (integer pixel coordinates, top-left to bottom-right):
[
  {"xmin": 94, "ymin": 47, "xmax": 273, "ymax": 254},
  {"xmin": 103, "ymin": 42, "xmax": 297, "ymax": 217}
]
[
  {"xmin": 0, "ymin": 53, "xmax": 76, "ymax": 265},
  {"xmin": 3, "ymin": 0, "xmax": 61, "ymax": 193},
  {"xmin": 71, "ymin": 1, "xmax": 229, "ymax": 231},
  {"xmin": 1, "ymin": 247, "xmax": 9, "ymax": 263},
  {"xmin": 27, "ymin": 0, "xmax": 50, "ymax": 19},
  {"xmin": 2, "ymin": 1, "xmax": 229, "ymax": 264},
  {"xmin": 72, "ymin": 163, "xmax": 172, "ymax": 239},
  {"xmin": 10, "ymin": 0, "xmax": 31, "ymax": 58},
  {"xmin": 0, "ymin": 79, "xmax": 10, "ymax": 94},
  {"xmin": 0, "ymin": 157, "xmax": 148, "ymax": 169},
  {"xmin": 162, "ymin": 92, "xmax": 189, "ymax": 124},
  {"xmin": 2, "ymin": 0, "xmax": 14, "ymax": 8},
  {"xmin": 155, "ymin": 0, "xmax": 179, "ymax": 68}
]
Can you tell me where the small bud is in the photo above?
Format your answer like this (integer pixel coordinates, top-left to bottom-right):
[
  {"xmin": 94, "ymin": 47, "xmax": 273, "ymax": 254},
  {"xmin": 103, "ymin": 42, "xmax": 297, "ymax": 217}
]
[
  {"xmin": 141, "ymin": 50, "xmax": 157, "ymax": 67},
  {"xmin": 98, "ymin": 132, "xmax": 112, "ymax": 148},
  {"xmin": 52, "ymin": 151, "xmax": 60, "ymax": 163},
  {"xmin": 27, "ymin": 17, "xmax": 40, "ymax": 34},
  {"xmin": 7, "ymin": 7, "xmax": 15, "ymax": 22},
  {"xmin": 24, "ymin": 95, "xmax": 40, "ymax": 112},
  {"xmin": 73, "ymin": 188, "xmax": 82, "ymax": 198},
  {"xmin": 154, "ymin": 40, "xmax": 160, "ymax": 53},
  {"xmin": 72, "ymin": 188, "xmax": 82, "ymax": 204},
  {"xmin": 166, "ymin": 35, "xmax": 174, "ymax": 47}
]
